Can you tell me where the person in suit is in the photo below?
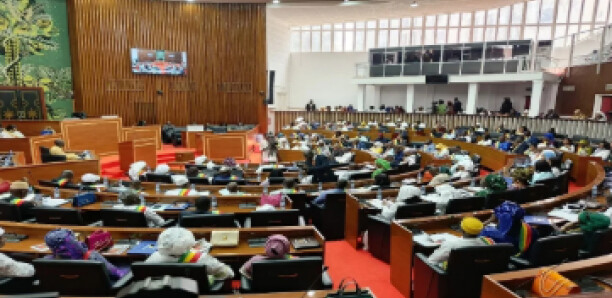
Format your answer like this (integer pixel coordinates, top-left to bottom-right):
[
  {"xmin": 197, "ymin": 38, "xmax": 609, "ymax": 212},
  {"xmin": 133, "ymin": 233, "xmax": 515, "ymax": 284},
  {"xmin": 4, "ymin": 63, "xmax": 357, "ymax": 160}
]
[
  {"xmin": 0, "ymin": 125, "xmax": 24, "ymax": 138},
  {"xmin": 500, "ymin": 97, "xmax": 513, "ymax": 115},
  {"xmin": 312, "ymin": 180, "xmax": 347, "ymax": 205},
  {"xmin": 146, "ymin": 227, "xmax": 234, "ymax": 281},
  {"xmin": 270, "ymin": 178, "xmax": 299, "ymax": 195},
  {"xmin": 305, "ymin": 99, "xmax": 316, "ymax": 111},
  {"xmin": 180, "ymin": 196, "xmax": 212, "ymax": 219},
  {"xmin": 428, "ymin": 217, "xmax": 491, "ymax": 266},
  {"xmin": 452, "ymin": 98, "xmax": 463, "ymax": 114}
]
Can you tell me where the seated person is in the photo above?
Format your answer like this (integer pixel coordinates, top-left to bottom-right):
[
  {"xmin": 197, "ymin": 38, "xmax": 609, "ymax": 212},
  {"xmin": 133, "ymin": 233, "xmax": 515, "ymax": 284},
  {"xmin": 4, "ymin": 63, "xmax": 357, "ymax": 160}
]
[
  {"xmin": 433, "ymin": 144, "xmax": 450, "ymax": 159},
  {"xmin": 146, "ymin": 227, "xmax": 234, "ymax": 281},
  {"xmin": 509, "ymin": 168, "xmax": 532, "ymax": 190},
  {"xmin": 428, "ymin": 167, "xmax": 451, "ymax": 187},
  {"xmin": 0, "ymin": 125, "xmax": 24, "ymax": 138},
  {"xmin": 494, "ymin": 136, "xmax": 512, "ymax": 152},
  {"xmin": 312, "ymin": 180, "xmax": 347, "ymax": 205},
  {"xmin": 116, "ymin": 191, "xmax": 165, "ymax": 227},
  {"xmin": 475, "ymin": 174, "xmax": 508, "ymax": 197},
  {"xmin": 194, "ymin": 155, "xmax": 208, "ymax": 166},
  {"xmin": 450, "ymin": 165, "xmax": 470, "ymax": 180},
  {"xmin": 80, "ymin": 173, "xmax": 101, "ymax": 187},
  {"xmin": 49, "ymin": 139, "xmax": 81, "ymax": 161},
  {"xmin": 371, "ymin": 158, "xmax": 391, "ymax": 179},
  {"xmin": 422, "ymin": 140, "xmax": 435, "ymax": 153},
  {"xmin": 428, "ymin": 217, "xmax": 491, "ymax": 266},
  {"xmin": 0, "ymin": 181, "xmax": 38, "ymax": 219},
  {"xmin": 212, "ymin": 166, "xmax": 239, "ymax": 184},
  {"xmin": 239, "ymin": 234, "xmax": 291, "ymax": 279},
  {"xmin": 554, "ymin": 211, "xmax": 610, "ymax": 252},
  {"xmin": 380, "ymin": 185, "xmax": 421, "ymax": 220},
  {"xmin": 186, "ymin": 167, "xmax": 206, "ymax": 178},
  {"xmin": 270, "ymin": 178, "xmax": 299, "ymax": 195},
  {"xmin": 165, "ymin": 175, "xmax": 209, "ymax": 197},
  {"xmin": 153, "ymin": 164, "xmax": 170, "ymax": 175},
  {"xmin": 370, "ymin": 142, "xmax": 384, "ymax": 155},
  {"xmin": 591, "ymin": 141, "xmax": 611, "ymax": 161},
  {"xmin": 219, "ymin": 182, "xmax": 244, "ymax": 196},
  {"xmin": 128, "ymin": 161, "xmax": 149, "ymax": 181},
  {"xmin": 51, "ymin": 170, "xmax": 75, "ymax": 187},
  {"xmin": 0, "ymin": 227, "xmax": 35, "ymax": 277},
  {"xmin": 576, "ymin": 139, "xmax": 592, "ymax": 156},
  {"xmin": 480, "ymin": 201, "xmax": 536, "ymax": 257},
  {"xmin": 531, "ymin": 160, "xmax": 555, "ymax": 184},
  {"xmin": 373, "ymin": 173, "xmax": 391, "ymax": 189},
  {"xmin": 549, "ymin": 156, "xmax": 563, "ymax": 176},
  {"xmin": 559, "ymin": 138, "xmax": 575, "ymax": 153},
  {"xmin": 45, "ymin": 228, "xmax": 128, "ymax": 280},
  {"xmin": 180, "ymin": 197, "xmax": 212, "ymax": 219}
]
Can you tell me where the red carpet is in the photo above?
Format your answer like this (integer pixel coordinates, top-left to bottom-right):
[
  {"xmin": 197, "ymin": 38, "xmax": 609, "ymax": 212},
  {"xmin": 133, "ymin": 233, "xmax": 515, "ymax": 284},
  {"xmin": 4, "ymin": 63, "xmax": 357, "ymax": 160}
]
[{"xmin": 325, "ymin": 241, "xmax": 403, "ymax": 298}]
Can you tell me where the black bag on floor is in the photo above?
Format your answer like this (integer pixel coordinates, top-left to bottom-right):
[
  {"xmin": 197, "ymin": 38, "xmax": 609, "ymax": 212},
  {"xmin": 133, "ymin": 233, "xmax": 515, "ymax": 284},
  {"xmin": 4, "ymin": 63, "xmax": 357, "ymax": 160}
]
[
  {"xmin": 326, "ymin": 278, "xmax": 375, "ymax": 298},
  {"xmin": 116, "ymin": 276, "xmax": 198, "ymax": 298}
]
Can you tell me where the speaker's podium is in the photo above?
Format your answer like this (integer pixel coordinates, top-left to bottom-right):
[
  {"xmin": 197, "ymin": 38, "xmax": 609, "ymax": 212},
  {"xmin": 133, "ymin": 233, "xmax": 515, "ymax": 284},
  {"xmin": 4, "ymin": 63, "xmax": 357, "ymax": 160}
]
[{"xmin": 119, "ymin": 138, "xmax": 157, "ymax": 172}]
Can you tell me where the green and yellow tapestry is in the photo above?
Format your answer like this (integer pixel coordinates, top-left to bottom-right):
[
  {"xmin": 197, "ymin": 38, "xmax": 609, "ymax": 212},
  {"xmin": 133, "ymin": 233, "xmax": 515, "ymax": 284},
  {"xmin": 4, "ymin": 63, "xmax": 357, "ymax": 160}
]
[{"xmin": 0, "ymin": 0, "xmax": 72, "ymax": 120}]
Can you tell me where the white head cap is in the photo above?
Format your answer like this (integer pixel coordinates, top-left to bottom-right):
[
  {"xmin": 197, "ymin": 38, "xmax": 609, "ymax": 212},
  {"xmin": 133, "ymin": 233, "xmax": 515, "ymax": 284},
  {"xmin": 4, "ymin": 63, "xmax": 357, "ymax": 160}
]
[
  {"xmin": 81, "ymin": 173, "xmax": 100, "ymax": 183},
  {"xmin": 207, "ymin": 161, "xmax": 216, "ymax": 170},
  {"xmin": 195, "ymin": 156, "xmax": 207, "ymax": 165},
  {"xmin": 128, "ymin": 161, "xmax": 147, "ymax": 181},
  {"xmin": 397, "ymin": 185, "xmax": 421, "ymax": 203},
  {"xmin": 155, "ymin": 164, "xmax": 170, "ymax": 175},
  {"xmin": 156, "ymin": 227, "xmax": 196, "ymax": 256},
  {"xmin": 171, "ymin": 175, "xmax": 189, "ymax": 186}
]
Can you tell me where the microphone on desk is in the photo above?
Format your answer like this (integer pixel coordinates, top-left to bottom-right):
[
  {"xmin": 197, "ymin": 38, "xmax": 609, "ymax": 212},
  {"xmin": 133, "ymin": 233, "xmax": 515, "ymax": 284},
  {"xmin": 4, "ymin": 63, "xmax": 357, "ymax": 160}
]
[{"xmin": 299, "ymin": 265, "xmax": 329, "ymax": 298}]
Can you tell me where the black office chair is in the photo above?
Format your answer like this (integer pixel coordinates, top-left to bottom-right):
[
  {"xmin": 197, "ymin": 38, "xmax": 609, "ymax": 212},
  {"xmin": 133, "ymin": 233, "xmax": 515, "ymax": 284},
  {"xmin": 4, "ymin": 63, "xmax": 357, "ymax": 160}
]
[
  {"xmin": 311, "ymin": 193, "xmax": 346, "ymax": 240},
  {"xmin": 34, "ymin": 207, "xmax": 85, "ymax": 226},
  {"xmin": 0, "ymin": 276, "xmax": 38, "ymax": 294},
  {"xmin": 523, "ymin": 184, "xmax": 548, "ymax": 203},
  {"xmin": 240, "ymin": 257, "xmax": 332, "ymax": 293},
  {"xmin": 143, "ymin": 173, "xmax": 173, "ymax": 183},
  {"xmin": 445, "ymin": 196, "xmax": 485, "ymax": 214},
  {"xmin": 511, "ymin": 233, "xmax": 583, "ymax": 268},
  {"xmin": 100, "ymin": 209, "xmax": 173, "ymax": 227},
  {"xmin": 0, "ymin": 202, "xmax": 26, "ymax": 221},
  {"xmin": 244, "ymin": 210, "xmax": 303, "ymax": 227},
  {"xmin": 580, "ymin": 228, "xmax": 612, "ymax": 258},
  {"xmin": 187, "ymin": 177, "xmax": 210, "ymax": 185},
  {"xmin": 286, "ymin": 193, "xmax": 311, "ymax": 221},
  {"xmin": 40, "ymin": 146, "xmax": 66, "ymax": 163},
  {"xmin": 395, "ymin": 202, "xmax": 436, "ymax": 219},
  {"xmin": 349, "ymin": 171, "xmax": 372, "ymax": 180},
  {"xmin": 38, "ymin": 180, "xmax": 80, "ymax": 189},
  {"xmin": 413, "ymin": 244, "xmax": 515, "ymax": 298},
  {"xmin": 535, "ymin": 176, "xmax": 562, "ymax": 197},
  {"xmin": 131, "ymin": 263, "xmax": 226, "ymax": 294},
  {"xmin": 179, "ymin": 214, "xmax": 240, "ymax": 228},
  {"xmin": 33, "ymin": 259, "xmax": 132, "ymax": 296}
]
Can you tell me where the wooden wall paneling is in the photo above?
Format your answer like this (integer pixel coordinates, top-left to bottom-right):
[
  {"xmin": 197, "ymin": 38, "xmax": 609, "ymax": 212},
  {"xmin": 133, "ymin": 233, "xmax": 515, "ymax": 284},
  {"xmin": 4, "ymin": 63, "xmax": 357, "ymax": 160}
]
[
  {"xmin": 67, "ymin": 0, "xmax": 267, "ymax": 131},
  {"xmin": 29, "ymin": 135, "xmax": 65, "ymax": 164},
  {"xmin": 0, "ymin": 135, "xmax": 62, "ymax": 164},
  {"xmin": 0, "ymin": 159, "xmax": 100, "ymax": 182},
  {"xmin": 556, "ymin": 62, "xmax": 612, "ymax": 115},
  {"xmin": 122, "ymin": 125, "xmax": 162, "ymax": 150}
]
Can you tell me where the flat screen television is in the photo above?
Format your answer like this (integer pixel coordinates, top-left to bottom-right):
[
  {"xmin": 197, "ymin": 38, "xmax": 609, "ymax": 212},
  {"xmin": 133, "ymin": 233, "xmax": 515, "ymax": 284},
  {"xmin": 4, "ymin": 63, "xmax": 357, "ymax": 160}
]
[{"xmin": 130, "ymin": 48, "xmax": 187, "ymax": 75}]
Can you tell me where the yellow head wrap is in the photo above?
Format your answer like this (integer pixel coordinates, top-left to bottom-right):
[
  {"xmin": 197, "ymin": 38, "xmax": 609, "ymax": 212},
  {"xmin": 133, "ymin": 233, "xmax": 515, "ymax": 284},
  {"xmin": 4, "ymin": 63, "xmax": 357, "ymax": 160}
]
[{"xmin": 460, "ymin": 217, "xmax": 484, "ymax": 235}]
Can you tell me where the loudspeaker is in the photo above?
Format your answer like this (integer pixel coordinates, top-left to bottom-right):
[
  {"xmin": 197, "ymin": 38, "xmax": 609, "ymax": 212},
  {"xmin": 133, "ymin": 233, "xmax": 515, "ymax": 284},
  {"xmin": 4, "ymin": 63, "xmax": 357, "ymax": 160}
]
[
  {"xmin": 266, "ymin": 70, "xmax": 275, "ymax": 105},
  {"xmin": 425, "ymin": 75, "xmax": 448, "ymax": 84}
]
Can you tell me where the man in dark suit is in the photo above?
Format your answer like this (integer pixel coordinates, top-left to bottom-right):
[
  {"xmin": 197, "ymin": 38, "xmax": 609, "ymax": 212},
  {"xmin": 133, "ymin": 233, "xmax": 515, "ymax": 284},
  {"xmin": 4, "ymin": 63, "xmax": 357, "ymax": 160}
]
[
  {"xmin": 306, "ymin": 99, "xmax": 316, "ymax": 111},
  {"xmin": 453, "ymin": 97, "xmax": 463, "ymax": 114}
]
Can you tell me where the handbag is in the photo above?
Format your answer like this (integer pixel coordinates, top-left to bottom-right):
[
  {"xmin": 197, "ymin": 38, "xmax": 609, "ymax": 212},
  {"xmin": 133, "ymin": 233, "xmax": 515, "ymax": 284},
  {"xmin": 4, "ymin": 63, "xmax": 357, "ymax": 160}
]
[
  {"xmin": 326, "ymin": 278, "xmax": 375, "ymax": 298},
  {"xmin": 532, "ymin": 268, "xmax": 580, "ymax": 297},
  {"xmin": 210, "ymin": 230, "xmax": 239, "ymax": 247},
  {"xmin": 260, "ymin": 193, "xmax": 283, "ymax": 207},
  {"xmin": 117, "ymin": 276, "xmax": 198, "ymax": 298},
  {"xmin": 86, "ymin": 230, "xmax": 114, "ymax": 251}
]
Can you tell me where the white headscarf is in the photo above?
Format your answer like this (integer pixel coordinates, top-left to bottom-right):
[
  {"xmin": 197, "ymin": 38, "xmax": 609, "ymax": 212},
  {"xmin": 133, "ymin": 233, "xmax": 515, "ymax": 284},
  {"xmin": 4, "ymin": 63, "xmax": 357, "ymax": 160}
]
[
  {"xmin": 128, "ymin": 161, "xmax": 147, "ymax": 181},
  {"xmin": 156, "ymin": 227, "xmax": 197, "ymax": 256},
  {"xmin": 171, "ymin": 175, "xmax": 189, "ymax": 186},
  {"xmin": 195, "ymin": 156, "xmax": 207, "ymax": 165},
  {"xmin": 81, "ymin": 173, "xmax": 100, "ymax": 183},
  {"xmin": 397, "ymin": 185, "xmax": 421, "ymax": 203},
  {"xmin": 155, "ymin": 164, "xmax": 170, "ymax": 175},
  {"xmin": 207, "ymin": 161, "xmax": 216, "ymax": 170}
]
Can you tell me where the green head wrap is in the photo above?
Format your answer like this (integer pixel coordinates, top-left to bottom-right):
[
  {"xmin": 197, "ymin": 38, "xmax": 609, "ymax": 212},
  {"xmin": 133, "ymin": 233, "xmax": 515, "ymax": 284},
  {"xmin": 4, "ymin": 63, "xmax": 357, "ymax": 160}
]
[
  {"xmin": 578, "ymin": 212, "xmax": 611, "ymax": 233},
  {"xmin": 484, "ymin": 174, "xmax": 507, "ymax": 193}
]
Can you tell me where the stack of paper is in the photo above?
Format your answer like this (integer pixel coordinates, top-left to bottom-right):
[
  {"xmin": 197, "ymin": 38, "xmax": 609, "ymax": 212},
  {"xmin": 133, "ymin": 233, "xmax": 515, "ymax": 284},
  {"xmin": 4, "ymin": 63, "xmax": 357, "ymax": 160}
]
[
  {"xmin": 41, "ymin": 198, "xmax": 69, "ymax": 207},
  {"xmin": 548, "ymin": 209, "xmax": 579, "ymax": 223},
  {"xmin": 367, "ymin": 199, "xmax": 384, "ymax": 209}
]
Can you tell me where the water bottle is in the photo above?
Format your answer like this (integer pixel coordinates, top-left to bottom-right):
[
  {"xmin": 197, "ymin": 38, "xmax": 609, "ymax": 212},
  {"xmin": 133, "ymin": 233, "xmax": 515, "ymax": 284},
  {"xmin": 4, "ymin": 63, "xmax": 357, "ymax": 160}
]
[
  {"xmin": 263, "ymin": 185, "xmax": 268, "ymax": 194},
  {"xmin": 417, "ymin": 172, "xmax": 422, "ymax": 183},
  {"xmin": 318, "ymin": 182, "xmax": 323, "ymax": 192},
  {"xmin": 28, "ymin": 186, "xmax": 34, "ymax": 195},
  {"xmin": 35, "ymin": 193, "xmax": 43, "ymax": 206},
  {"xmin": 139, "ymin": 193, "xmax": 145, "ymax": 205},
  {"xmin": 155, "ymin": 183, "xmax": 161, "ymax": 194},
  {"xmin": 377, "ymin": 188, "xmax": 383, "ymax": 200},
  {"xmin": 592, "ymin": 185, "xmax": 598, "ymax": 199},
  {"xmin": 420, "ymin": 185, "xmax": 426, "ymax": 195},
  {"xmin": 298, "ymin": 170, "xmax": 303, "ymax": 180},
  {"xmin": 257, "ymin": 172, "xmax": 261, "ymax": 182},
  {"xmin": 280, "ymin": 197, "xmax": 286, "ymax": 210},
  {"xmin": 350, "ymin": 180, "xmax": 356, "ymax": 190},
  {"xmin": 470, "ymin": 178, "xmax": 476, "ymax": 187},
  {"xmin": 53, "ymin": 187, "xmax": 60, "ymax": 199},
  {"xmin": 190, "ymin": 183, "xmax": 196, "ymax": 192},
  {"xmin": 211, "ymin": 196, "xmax": 218, "ymax": 209},
  {"xmin": 103, "ymin": 177, "xmax": 109, "ymax": 187}
]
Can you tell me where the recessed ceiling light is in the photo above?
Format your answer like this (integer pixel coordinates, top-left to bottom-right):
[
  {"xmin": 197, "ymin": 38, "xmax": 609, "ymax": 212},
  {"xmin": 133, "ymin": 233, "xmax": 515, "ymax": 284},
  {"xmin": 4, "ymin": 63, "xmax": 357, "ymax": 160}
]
[
  {"xmin": 410, "ymin": 1, "xmax": 418, "ymax": 7},
  {"xmin": 273, "ymin": 0, "xmax": 280, "ymax": 3}
]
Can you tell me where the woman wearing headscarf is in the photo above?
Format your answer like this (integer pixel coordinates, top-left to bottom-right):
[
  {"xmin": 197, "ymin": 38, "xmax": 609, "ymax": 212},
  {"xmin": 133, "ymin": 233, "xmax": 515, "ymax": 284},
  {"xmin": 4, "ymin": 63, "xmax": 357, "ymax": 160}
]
[
  {"xmin": 480, "ymin": 201, "xmax": 536, "ymax": 256},
  {"xmin": 371, "ymin": 158, "xmax": 391, "ymax": 178},
  {"xmin": 475, "ymin": 174, "xmax": 508, "ymax": 197},
  {"xmin": 240, "ymin": 234, "xmax": 292, "ymax": 279},
  {"xmin": 45, "ymin": 229, "xmax": 128, "ymax": 280},
  {"xmin": 509, "ymin": 168, "xmax": 533, "ymax": 190},
  {"xmin": 146, "ymin": 227, "xmax": 234, "ymax": 280},
  {"xmin": 554, "ymin": 211, "xmax": 611, "ymax": 253},
  {"xmin": 379, "ymin": 185, "xmax": 421, "ymax": 220}
]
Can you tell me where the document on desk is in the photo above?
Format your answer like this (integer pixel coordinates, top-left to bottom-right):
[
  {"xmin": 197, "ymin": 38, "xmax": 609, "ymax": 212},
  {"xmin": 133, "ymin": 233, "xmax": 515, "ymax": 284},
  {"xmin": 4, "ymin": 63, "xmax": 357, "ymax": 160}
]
[
  {"xmin": 463, "ymin": 186, "xmax": 485, "ymax": 193},
  {"xmin": 548, "ymin": 209, "xmax": 579, "ymax": 223},
  {"xmin": 41, "ymin": 198, "xmax": 69, "ymax": 207},
  {"xmin": 367, "ymin": 199, "xmax": 384, "ymax": 209},
  {"xmin": 413, "ymin": 233, "xmax": 459, "ymax": 247}
]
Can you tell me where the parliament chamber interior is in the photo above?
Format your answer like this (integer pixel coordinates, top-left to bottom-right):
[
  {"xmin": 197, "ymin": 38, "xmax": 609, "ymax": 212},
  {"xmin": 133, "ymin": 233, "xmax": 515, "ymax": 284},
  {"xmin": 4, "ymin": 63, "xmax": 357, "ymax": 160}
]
[{"xmin": 3, "ymin": 0, "xmax": 612, "ymax": 297}]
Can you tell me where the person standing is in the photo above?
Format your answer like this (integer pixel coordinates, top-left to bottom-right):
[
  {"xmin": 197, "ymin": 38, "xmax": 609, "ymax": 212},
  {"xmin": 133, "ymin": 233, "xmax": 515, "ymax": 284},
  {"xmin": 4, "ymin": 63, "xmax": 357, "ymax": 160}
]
[
  {"xmin": 305, "ymin": 100, "xmax": 316, "ymax": 111},
  {"xmin": 500, "ymin": 97, "xmax": 513, "ymax": 115},
  {"xmin": 453, "ymin": 98, "xmax": 463, "ymax": 114}
]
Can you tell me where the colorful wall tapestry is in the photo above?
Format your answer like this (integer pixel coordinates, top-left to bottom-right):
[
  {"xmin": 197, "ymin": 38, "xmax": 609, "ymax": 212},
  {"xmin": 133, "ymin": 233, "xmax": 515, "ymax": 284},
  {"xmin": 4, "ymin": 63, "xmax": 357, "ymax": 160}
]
[{"xmin": 0, "ymin": 0, "xmax": 72, "ymax": 120}]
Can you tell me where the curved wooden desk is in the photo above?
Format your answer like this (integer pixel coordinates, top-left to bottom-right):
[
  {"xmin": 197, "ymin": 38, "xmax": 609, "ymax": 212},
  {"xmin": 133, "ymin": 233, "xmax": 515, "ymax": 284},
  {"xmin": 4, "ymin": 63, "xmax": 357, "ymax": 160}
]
[
  {"xmin": 389, "ymin": 160, "xmax": 605, "ymax": 298},
  {"xmin": 0, "ymin": 159, "xmax": 100, "ymax": 182}
]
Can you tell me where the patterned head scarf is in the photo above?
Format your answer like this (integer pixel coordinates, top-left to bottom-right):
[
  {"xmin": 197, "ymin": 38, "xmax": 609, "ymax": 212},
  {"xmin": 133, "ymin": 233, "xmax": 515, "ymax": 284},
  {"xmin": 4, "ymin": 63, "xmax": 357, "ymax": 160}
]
[
  {"xmin": 45, "ymin": 229, "xmax": 87, "ymax": 259},
  {"xmin": 264, "ymin": 234, "xmax": 290, "ymax": 259},
  {"xmin": 483, "ymin": 174, "xmax": 508, "ymax": 192}
]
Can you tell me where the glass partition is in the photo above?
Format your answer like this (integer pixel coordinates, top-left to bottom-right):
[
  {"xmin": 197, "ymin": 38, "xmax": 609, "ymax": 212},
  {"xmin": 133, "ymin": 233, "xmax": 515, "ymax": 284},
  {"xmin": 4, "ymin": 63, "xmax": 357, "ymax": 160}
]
[
  {"xmin": 403, "ymin": 46, "xmax": 422, "ymax": 75},
  {"xmin": 442, "ymin": 44, "xmax": 463, "ymax": 74}
]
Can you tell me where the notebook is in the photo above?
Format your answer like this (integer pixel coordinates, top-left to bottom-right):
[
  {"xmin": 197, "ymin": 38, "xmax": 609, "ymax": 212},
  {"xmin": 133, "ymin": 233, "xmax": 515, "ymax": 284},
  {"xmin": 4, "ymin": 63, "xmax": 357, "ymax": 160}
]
[
  {"xmin": 291, "ymin": 237, "xmax": 320, "ymax": 250},
  {"xmin": 127, "ymin": 241, "xmax": 158, "ymax": 255}
]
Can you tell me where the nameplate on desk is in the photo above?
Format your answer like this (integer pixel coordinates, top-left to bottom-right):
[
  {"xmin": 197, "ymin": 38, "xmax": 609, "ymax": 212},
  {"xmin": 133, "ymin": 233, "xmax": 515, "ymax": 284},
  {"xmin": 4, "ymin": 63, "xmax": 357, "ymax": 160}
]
[{"xmin": 72, "ymin": 193, "xmax": 96, "ymax": 207}]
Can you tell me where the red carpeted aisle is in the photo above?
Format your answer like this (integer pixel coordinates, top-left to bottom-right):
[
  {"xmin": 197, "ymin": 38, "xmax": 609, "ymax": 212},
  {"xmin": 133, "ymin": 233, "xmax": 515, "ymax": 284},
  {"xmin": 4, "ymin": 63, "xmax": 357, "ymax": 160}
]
[{"xmin": 324, "ymin": 241, "xmax": 403, "ymax": 298}]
